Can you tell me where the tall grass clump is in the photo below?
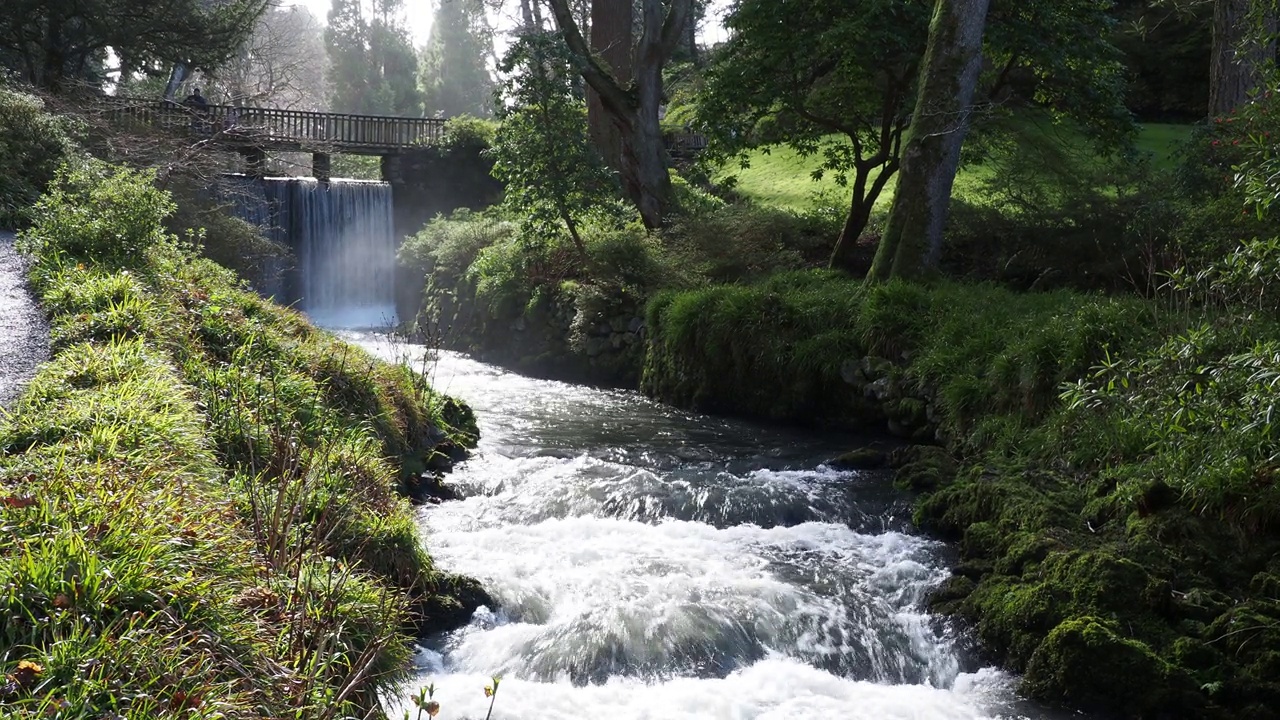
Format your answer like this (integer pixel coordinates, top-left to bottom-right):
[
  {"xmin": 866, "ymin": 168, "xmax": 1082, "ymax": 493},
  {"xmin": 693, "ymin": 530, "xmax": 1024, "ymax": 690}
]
[{"xmin": 1, "ymin": 159, "xmax": 482, "ymax": 718}]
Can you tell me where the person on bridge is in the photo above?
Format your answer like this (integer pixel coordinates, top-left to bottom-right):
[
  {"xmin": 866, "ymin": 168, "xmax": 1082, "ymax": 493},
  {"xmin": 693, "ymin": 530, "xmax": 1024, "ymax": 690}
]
[
  {"xmin": 182, "ymin": 88, "xmax": 209, "ymax": 113},
  {"xmin": 182, "ymin": 88, "xmax": 210, "ymax": 134}
]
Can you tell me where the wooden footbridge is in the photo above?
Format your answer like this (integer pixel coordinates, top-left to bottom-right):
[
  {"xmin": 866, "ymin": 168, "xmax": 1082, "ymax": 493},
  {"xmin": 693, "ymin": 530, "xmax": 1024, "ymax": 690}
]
[{"xmin": 101, "ymin": 95, "xmax": 707, "ymax": 178}]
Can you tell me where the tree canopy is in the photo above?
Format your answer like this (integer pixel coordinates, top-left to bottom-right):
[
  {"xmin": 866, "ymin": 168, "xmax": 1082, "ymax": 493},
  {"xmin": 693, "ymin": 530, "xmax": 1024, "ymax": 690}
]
[
  {"xmin": 698, "ymin": 0, "xmax": 1132, "ymax": 271},
  {"xmin": 0, "ymin": 0, "xmax": 268, "ymax": 91}
]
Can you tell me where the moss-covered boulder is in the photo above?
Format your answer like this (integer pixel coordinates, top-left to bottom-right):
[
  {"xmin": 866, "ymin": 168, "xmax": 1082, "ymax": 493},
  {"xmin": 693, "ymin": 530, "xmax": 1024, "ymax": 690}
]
[{"xmin": 1024, "ymin": 617, "xmax": 1180, "ymax": 716}]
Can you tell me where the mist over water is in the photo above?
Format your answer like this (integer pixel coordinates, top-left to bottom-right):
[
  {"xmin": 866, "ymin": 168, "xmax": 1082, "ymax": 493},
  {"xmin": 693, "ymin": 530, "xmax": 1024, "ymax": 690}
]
[{"xmin": 345, "ymin": 333, "xmax": 1079, "ymax": 720}]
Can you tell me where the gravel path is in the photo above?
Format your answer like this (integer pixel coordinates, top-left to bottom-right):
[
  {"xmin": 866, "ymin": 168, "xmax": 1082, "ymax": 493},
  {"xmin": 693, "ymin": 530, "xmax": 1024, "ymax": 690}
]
[{"xmin": 0, "ymin": 231, "xmax": 49, "ymax": 408}]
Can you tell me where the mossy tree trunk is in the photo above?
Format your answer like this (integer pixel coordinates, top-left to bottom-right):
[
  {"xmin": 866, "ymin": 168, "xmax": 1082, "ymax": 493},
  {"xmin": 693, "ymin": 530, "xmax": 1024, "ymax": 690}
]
[
  {"xmin": 868, "ymin": 0, "xmax": 990, "ymax": 282},
  {"xmin": 548, "ymin": 0, "xmax": 691, "ymax": 229},
  {"xmin": 1210, "ymin": 0, "xmax": 1276, "ymax": 117}
]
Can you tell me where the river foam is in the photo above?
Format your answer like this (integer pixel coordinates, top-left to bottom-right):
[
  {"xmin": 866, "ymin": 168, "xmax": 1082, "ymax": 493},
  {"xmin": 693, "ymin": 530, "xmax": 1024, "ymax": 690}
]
[{"xmin": 342, "ymin": 335, "xmax": 1072, "ymax": 720}]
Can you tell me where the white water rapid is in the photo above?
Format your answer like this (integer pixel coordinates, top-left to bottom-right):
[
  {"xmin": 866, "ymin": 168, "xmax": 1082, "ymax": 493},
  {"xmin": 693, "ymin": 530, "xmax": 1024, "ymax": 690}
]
[{"xmin": 347, "ymin": 333, "xmax": 1078, "ymax": 720}]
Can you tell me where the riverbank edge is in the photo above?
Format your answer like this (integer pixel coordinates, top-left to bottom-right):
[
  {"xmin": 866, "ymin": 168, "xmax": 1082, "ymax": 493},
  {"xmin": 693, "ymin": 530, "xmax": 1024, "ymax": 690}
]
[
  {"xmin": 637, "ymin": 271, "xmax": 1280, "ymax": 719},
  {"xmin": 0, "ymin": 163, "xmax": 489, "ymax": 716}
]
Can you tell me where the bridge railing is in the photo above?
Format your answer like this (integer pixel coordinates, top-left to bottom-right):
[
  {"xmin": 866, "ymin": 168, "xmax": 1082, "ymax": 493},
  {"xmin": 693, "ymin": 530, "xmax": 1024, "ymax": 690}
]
[{"xmin": 100, "ymin": 96, "xmax": 447, "ymax": 151}]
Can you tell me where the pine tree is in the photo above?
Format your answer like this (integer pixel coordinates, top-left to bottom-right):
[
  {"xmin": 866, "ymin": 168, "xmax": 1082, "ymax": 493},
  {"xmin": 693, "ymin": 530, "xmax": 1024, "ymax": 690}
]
[
  {"xmin": 326, "ymin": 0, "xmax": 422, "ymax": 115},
  {"xmin": 419, "ymin": 0, "xmax": 495, "ymax": 118}
]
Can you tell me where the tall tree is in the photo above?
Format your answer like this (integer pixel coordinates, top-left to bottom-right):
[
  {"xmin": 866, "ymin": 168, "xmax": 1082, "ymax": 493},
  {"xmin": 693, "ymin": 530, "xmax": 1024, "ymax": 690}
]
[
  {"xmin": 699, "ymin": 0, "xmax": 934, "ymax": 268},
  {"xmin": 0, "ymin": 0, "xmax": 267, "ymax": 92},
  {"xmin": 420, "ymin": 0, "xmax": 495, "ymax": 117},
  {"xmin": 869, "ymin": 0, "xmax": 991, "ymax": 281},
  {"xmin": 547, "ymin": 0, "xmax": 692, "ymax": 229},
  {"xmin": 325, "ymin": 0, "xmax": 421, "ymax": 115},
  {"xmin": 1210, "ymin": 0, "xmax": 1276, "ymax": 115},
  {"xmin": 206, "ymin": 6, "xmax": 328, "ymax": 110}
]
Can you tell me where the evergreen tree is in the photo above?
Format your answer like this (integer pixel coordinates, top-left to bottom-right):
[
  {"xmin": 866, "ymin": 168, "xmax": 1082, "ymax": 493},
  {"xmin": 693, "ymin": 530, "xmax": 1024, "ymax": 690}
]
[
  {"xmin": 419, "ymin": 0, "xmax": 495, "ymax": 118},
  {"xmin": 325, "ymin": 0, "xmax": 422, "ymax": 115},
  {"xmin": 0, "ymin": 0, "xmax": 266, "ymax": 91}
]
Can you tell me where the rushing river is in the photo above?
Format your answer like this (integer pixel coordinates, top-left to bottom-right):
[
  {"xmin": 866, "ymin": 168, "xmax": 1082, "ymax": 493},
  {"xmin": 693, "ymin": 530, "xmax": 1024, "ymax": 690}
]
[{"xmin": 347, "ymin": 333, "xmax": 1074, "ymax": 720}]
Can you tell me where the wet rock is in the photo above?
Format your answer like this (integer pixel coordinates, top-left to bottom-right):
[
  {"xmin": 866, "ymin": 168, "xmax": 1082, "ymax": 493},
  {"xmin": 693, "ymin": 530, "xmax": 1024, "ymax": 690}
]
[
  {"xmin": 628, "ymin": 317, "xmax": 644, "ymax": 334},
  {"xmin": 840, "ymin": 358, "xmax": 861, "ymax": 385},
  {"xmin": 409, "ymin": 471, "xmax": 462, "ymax": 503},
  {"xmin": 413, "ymin": 573, "xmax": 496, "ymax": 636},
  {"xmin": 829, "ymin": 447, "xmax": 887, "ymax": 470}
]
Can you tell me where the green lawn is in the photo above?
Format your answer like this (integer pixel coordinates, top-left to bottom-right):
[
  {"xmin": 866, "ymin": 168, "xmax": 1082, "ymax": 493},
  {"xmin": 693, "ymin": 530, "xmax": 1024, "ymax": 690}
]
[{"xmin": 716, "ymin": 122, "xmax": 1195, "ymax": 212}]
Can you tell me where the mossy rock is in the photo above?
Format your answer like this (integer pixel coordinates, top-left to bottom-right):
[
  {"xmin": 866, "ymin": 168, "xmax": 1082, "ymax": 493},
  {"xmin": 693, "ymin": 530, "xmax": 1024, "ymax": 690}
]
[
  {"xmin": 967, "ymin": 578, "xmax": 1057, "ymax": 668},
  {"xmin": 994, "ymin": 532, "xmax": 1065, "ymax": 575},
  {"xmin": 414, "ymin": 573, "xmax": 495, "ymax": 636},
  {"xmin": 830, "ymin": 447, "xmax": 888, "ymax": 470},
  {"xmin": 962, "ymin": 521, "xmax": 1004, "ymax": 558},
  {"xmin": 929, "ymin": 575, "xmax": 977, "ymax": 614},
  {"xmin": 890, "ymin": 445, "xmax": 955, "ymax": 492},
  {"xmin": 1170, "ymin": 635, "xmax": 1224, "ymax": 675},
  {"xmin": 1251, "ymin": 572, "xmax": 1280, "ymax": 601},
  {"xmin": 1040, "ymin": 550, "xmax": 1154, "ymax": 617},
  {"xmin": 1023, "ymin": 616, "xmax": 1179, "ymax": 716}
]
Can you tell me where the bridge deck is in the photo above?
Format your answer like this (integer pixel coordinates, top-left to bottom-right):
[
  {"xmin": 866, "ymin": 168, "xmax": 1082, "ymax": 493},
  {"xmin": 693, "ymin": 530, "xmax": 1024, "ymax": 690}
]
[
  {"xmin": 101, "ymin": 96, "xmax": 709, "ymax": 160},
  {"xmin": 102, "ymin": 96, "xmax": 446, "ymax": 155}
]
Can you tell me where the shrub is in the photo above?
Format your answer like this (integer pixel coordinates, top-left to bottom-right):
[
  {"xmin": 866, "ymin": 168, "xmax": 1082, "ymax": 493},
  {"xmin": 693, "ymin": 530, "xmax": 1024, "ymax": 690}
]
[
  {"xmin": 664, "ymin": 203, "xmax": 825, "ymax": 283},
  {"xmin": 0, "ymin": 84, "xmax": 81, "ymax": 228},
  {"xmin": 20, "ymin": 159, "xmax": 174, "ymax": 267},
  {"xmin": 437, "ymin": 114, "xmax": 498, "ymax": 152},
  {"xmin": 399, "ymin": 208, "xmax": 515, "ymax": 282}
]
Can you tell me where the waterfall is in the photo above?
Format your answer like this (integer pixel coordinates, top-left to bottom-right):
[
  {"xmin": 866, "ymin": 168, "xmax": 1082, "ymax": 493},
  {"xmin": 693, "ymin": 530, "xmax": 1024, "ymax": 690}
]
[{"xmin": 229, "ymin": 176, "xmax": 398, "ymax": 328}]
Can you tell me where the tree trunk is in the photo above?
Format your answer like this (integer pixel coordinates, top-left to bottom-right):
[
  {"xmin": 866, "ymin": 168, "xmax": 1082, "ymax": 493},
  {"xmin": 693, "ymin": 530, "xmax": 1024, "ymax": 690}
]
[
  {"xmin": 1210, "ymin": 0, "xmax": 1276, "ymax": 116},
  {"xmin": 685, "ymin": 5, "xmax": 698, "ymax": 64},
  {"xmin": 547, "ymin": 0, "xmax": 690, "ymax": 229},
  {"xmin": 588, "ymin": 0, "xmax": 632, "ymax": 172},
  {"xmin": 868, "ymin": 0, "xmax": 990, "ymax": 282},
  {"xmin": 829, "ymin": 158, "xmax": 899, "ymax": 272},
  {"xmin": 625, "ymin": 39, "xmax": 673, "ymax": 228}
]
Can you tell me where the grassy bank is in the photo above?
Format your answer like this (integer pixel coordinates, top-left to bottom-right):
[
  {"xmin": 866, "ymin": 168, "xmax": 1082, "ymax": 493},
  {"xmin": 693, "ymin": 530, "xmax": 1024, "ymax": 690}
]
[
  {"xmin": 643, "ymin": 271, "xmax": 1280, "ymax": 719},
  {"xmin": 0, "ymin": 161, "xmax": 481, "ymax": 717},
  {"xmin": 716, "ymin": 122, "xmax": 1193, "ymax": 212}
]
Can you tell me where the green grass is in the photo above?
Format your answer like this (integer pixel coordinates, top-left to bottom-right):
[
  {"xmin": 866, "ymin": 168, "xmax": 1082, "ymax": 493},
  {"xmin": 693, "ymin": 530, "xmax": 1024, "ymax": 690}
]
[
  {"xmin": 0, "ymin": 160, "xmax": 480, "ymax": 718},
  {"xmin": 717, "ymin": 123, "xmax": 1196, "ymax": 212}
]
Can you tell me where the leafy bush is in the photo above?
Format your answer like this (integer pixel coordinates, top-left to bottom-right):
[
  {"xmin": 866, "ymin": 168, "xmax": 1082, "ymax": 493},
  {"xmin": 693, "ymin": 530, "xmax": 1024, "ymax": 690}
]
[
  {"xmin": 665, "ymin": 203, "xmax": 831, "ymax": 282},
  {"xmin": 20, "ymin": 159, "xmax": 174, "ymax": 266},
  {"xmin": 399, "ymin": 208, "xmax": 515, "ymax": 282},
  {"xmin": 0, "ymin": 85, "xmax": 81, "ymax": 228},
  {"xmin": 437, "ymin": 114, "xmax": 498, "ymax": 152}
]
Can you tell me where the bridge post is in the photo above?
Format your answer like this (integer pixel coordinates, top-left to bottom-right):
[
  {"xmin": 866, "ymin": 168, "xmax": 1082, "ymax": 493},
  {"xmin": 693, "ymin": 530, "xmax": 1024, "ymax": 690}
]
[{"xmin": 313, "ymin": 153, "xmax": 331, "ymax": 182}]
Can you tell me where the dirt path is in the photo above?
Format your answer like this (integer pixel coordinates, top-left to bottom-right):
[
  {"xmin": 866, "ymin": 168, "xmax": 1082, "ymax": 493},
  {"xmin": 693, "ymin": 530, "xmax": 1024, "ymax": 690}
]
[{"xmin": 0, "ymin": 231, "xmax": 49, "ymax": 408}]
